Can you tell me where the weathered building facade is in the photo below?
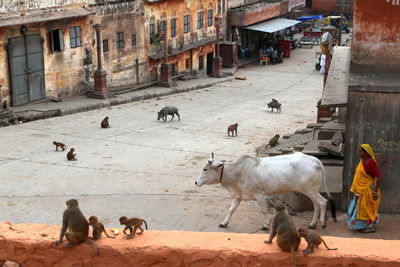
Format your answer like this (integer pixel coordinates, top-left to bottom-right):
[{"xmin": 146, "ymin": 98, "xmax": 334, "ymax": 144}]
[
  {"xmin": 0, "ymin": 0, "xmax": 95, "ymax": 106},
  {"xmin": 0, "ymin": 0, "xmax": 149, "ymax": 106},
  {"xmin": 342, "ymin": 0, "xmax": 400, "ymax": 212},
  {"xmin": 144, "ymin": 0, "xmax": 219, "ymax": 80},
  {"xmin": 94, "ymin": 0, "xmax": 148, "ymax": 88}
]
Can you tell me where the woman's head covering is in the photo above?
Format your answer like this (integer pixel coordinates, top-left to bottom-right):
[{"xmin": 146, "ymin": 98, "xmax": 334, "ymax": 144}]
[{"xmin": 360, "ymin": 144, "xmax": 376, "ymax": 161}]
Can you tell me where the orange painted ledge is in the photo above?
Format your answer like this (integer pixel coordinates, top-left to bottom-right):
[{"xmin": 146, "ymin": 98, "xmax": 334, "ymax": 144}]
[{"xmin": 1, "ymin": 222, "xmax": 400, "ymax": 267}]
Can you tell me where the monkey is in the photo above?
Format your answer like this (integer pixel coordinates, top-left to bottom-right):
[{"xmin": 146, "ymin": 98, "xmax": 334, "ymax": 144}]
[
  {"xmin": 55, "ymin": 199, "xmax": 98, "ymax": 255},
  {"xmin": 298, "ymin": 228, "xmax": 337, "ymax": 255},
  {"xmin": 53, "ymin": 141, "xmax": 67, "ymax": 151},
  {"xmin": 265, "ymin": 134, "xmax": 280, "ymax": 149},
  {"xmin": 88, "ymin": 216, "xmax": 115, "ymax": 241},
  {"xmin": 119, "ymin": 216, "xmax": 148, "ymax": 239},
  {"xmin": 264, "ymin": 203, "xmax": 300, "ymax": 267},
  {"xmin": 227, "ymin": 123, "xmax": 238, "ymax": 137},
  {"xmin": 67, "ymin": 148, "xmax": 77, "ymax": 161},
  {"xmin": 101, "ymin": 116, "xmax": 110, "ymax": 128},
  {"xmin": 2, "ymin": 100, "xmax": 7, "ymax": 110}
]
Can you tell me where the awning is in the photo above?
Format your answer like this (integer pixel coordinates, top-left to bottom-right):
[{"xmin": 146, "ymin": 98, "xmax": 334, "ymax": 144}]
[
  {"xmin": 0, "ymin": 7, "xmax": 95, "ymax": 28},
  {"xmin": 244, "ymin": 18, "xmax": 300, "ymax": 33},
  {"xmin": 296, "ymin": 15, "xmax": 324, "ymax": 22}
]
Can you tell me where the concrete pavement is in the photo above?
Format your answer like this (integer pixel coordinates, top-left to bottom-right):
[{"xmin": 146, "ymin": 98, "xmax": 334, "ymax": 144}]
[{"xmin": 1, "ymin": 47, "xmax": 399, "ymax": 240}]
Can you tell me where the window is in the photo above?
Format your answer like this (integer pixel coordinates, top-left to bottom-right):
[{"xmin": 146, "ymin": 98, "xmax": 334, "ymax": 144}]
[
  {"xmin": 222, "ymin": 0, "xmax": 225, "ymax": 13},
  {"xmin": 103, "ymin": 39, "xmax": 109, "ymax": 52},
  {"xmin": 69, "ymin": 26, "xmax": 81, "ymax": 48},
  {"xmin": 171, "ymin": 18, "xmax": 176, "ymax": 38},
  {"xmin": 150, "ymin": 17, "xmax": 156, "ymax": 44},
  {"xmin": 199, "ymin": 55, "xmax": 204, "ymax": 70},
  {"xmin": 131, "ymin": 33, "xmax": 137, "ymax": 47},
  {"xmin": 51, "ymin": 29, "xmax": 64, "ymax": 52},
  {"xmin": 116, "ymin": 32, "xmax": 124, "ymax": 50},
  {"xmin": 184, "ymin": 15, "xmax": 190, "ymax": 33},
  {"xmin": 208, "ymin": 9, "xmax": 213, "ymax": 26},
  {"xmin": 218, "ymin": 0, "xmax": 221, "ymax": 14},
  {"xmin": 185, "ymin": 58, "xmax": 190, "ymax": 69},
  {"xmin": 197, "ymin": 11, "xmax": 203, "ymax": 29},
  {"xmin": 159, "ymin": 20, "xmax": 166, "ymax": 33}
]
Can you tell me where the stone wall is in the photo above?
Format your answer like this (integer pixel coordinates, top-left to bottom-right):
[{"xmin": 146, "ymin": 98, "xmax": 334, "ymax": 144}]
[{"xmin": 0, "ymin": 222, "xmax": 400, "ymax": 266}]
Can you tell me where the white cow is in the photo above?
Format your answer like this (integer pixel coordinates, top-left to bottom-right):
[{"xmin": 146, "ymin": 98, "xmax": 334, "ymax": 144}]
[{"xmin": 195, "ymin": 152, "xmax": 336, "ymax": 229}]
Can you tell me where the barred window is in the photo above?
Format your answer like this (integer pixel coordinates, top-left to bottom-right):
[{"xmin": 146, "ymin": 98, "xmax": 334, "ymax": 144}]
[
  {"xmin": 171, "ymin": 18, "xmax": 176, "ymax": 38},
  {"xmin": 103, "ymin": 39, "xmax": 109, "ymax": 52},
  {"xmin": 184, "ymin": 15, "xmax": 190, "ymax": 33},
  {"xmin": 197, "ymin": 11, "xmax": 203, "ymax": 29},
  {"xmin": 131, "ymin": 33, "xmax": 137, "ymax": 47},
  {"xmin": 208, "ymin": 9, "xmax": 213, "ymax": 26},
  {"xmin": 116, "ymin": 32, "xmax": 124, "ymax": 50},
  {"xmin": 70, "ymin": 26, "xmax": 81, "ymax": 48}
]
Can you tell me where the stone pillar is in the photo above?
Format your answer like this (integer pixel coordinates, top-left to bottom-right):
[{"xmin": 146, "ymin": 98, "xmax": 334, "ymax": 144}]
[
  {"xmin": 160, "ymin": 62, "xmax": 176, "ymax": 87},
  {"xmin": 212, "ymin": 14, "xmax": 225, "ymax": 78},
  {"xmin": 213, "ymin": 56, "xmax": 223, "ymax": 77},
  {"xmin": 87, "ymin": 24, "xmax": 113, "ymax": 99}
]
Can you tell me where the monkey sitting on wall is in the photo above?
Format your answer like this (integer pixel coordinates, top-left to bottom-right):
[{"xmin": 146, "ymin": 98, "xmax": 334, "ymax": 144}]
[
  {"xmin": 264, "ymin": 203, "xmax": 300, "ymax": 267},
  {"xmin": 101, "ymin": 117, "xmax": 110, "ymax": 128},
  {"xmin": 119, "ymin": 216, "xmax": 148, "ymax": 239},
  {"xmin": 88, "ymin": 216, "xmax": 115, "ymax": 241},
  {"xmin": 298, "ymin": 228, "xmax": 337, "ymax": 255},
  {"xmin": 227, "ymin": 123, "xmax": 238, "ymax": 137},
  {"xmin": 67, "ymin": 148, "xmax": 77, "ymax": 161},
  {"xmin": 265, "ymin": 134, "xmax": 280, "ymax": 149},
  {"xmin": 53, "ymin": 141, "xmax": 67, "ymax": 151},
  {"xmin": 55, "ymin": 199, "xmax": 98, "ymax": 255}
]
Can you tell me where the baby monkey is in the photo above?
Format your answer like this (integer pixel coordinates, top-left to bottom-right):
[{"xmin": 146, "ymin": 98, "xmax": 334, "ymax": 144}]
[
  {"xmin": 101, "ymin": 116, "xmax": 110, "ymax": 128},
  {"xmin": 53, "ymin": 141, "xmax": 67, "ymax": 151},
  {"xmin": 298, "ymin": 228, "xmax": 337, "ymax": 255},
  {"xmin": 67, "ymin": 148, "xmax": 77, "ymax": 161},
  {"xmin": 88, "ymin": 216, "xmax": 115, "ymax": 241},
  {"xmin": 227, "ymin": 123, "xmax": 238, "ymax": 137},
  {"xmin": 119, "ymin": 216, "xmax": 148, "ymax": 239}
]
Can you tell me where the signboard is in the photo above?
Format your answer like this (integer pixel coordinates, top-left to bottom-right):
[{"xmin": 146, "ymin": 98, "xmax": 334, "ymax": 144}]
[{"xmin": 289, "ymin": 0, "xmax": 305, "ymax": 11}]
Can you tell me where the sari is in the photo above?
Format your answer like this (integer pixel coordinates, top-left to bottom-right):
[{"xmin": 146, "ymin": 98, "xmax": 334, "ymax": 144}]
[{"xmin": 347, "ymin": 144, "xmax": 381, "ymax": 230}]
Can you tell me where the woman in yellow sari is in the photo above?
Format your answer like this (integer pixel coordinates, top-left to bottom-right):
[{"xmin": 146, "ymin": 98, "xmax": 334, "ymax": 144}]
[{"xmin": 347, "ymin": 144, "xmax": 382, "ymax": 233}]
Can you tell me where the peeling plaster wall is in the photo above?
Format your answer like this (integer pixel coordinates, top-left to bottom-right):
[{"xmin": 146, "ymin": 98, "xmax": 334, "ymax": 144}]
[
  {"xmin": 0, "ymin": 16, "xmax": 93, "ymax": 104},
  {"xmin": 95, "ymin": 0, "xmax": 148, "ymax": 87},
  {"xmin": 351, "ymin": 0, "xmax": 400, "ymax": 73},
  {"xmin": 144, "ymin": 0, "xmax": 217, "ymax": 77}
]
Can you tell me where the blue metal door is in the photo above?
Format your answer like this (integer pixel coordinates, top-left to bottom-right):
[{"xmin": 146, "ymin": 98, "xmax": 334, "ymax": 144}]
[{"xmin": 8, "ymin": 34, "xmax": 45, "ymax": 106}]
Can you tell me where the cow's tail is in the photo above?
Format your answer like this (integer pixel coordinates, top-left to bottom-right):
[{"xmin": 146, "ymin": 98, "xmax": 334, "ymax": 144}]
[{"xmin": 321, "ymin": 162, "xmax": 337, "ymax": 222}]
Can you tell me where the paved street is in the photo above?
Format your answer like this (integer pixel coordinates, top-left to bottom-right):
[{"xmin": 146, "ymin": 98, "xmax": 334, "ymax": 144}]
[{"xmin": 1, "ymin": 48, "xmax": 399, "ymax": 239}]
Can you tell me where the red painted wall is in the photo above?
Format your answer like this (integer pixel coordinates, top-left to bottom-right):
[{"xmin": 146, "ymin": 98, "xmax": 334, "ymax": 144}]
[
  {"xmin": 229, "ymin": 2, "xmax": 288, "ymax": 27},
  {"xmin": 312, "ymin": 0, "xmax": 337, "ymax": 11},
  {"xmin": 351, "ymin": 0, "xmax": 400, "ymax": 73}
]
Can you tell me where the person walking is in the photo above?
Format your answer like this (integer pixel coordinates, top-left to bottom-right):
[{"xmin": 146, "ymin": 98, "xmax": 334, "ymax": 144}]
[{"xmin": 347, "ymin": 144, "xmax": 382, "ymax": 233}]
